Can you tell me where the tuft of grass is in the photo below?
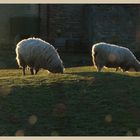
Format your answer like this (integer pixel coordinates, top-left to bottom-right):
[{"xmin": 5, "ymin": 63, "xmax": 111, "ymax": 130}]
[{"xmin": 0, "ymin": 66, "xmax": 140, "ymax": 136}]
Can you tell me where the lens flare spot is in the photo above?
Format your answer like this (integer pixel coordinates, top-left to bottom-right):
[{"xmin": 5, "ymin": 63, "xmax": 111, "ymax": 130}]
[
  {"xmin": 128, "ymin": 68, "xmax": 135, "ymax": 72},
  {"xmin": 53, "ymin": 103, "xmax": 66, "ymax": 117},
  {"xmin": 0, "ymin": 86, "xmax": 11, "ymax": 96},
  {"xmin": 136, "ymin": 128, "xmax": 140, "ymax": 136},
  {"xmin": 9, "ymin": 115, "xmax": 19, "ymax": 124},
  {"xmin": 105, "ymin": 114, "xmax": 112, "ymax": 123},
  {"xmin": 28, "ymin": 115, "xmax": 38, "ymax": 125},
  {"xmin": 15, "ymin": 130, "xmax": 24, "ymax": 136},
  {"xmin": 126, "ymin": 131, "xmax": 133, "ymax": 136},
  {"xmin": 51, "ymin": 131, "xmax": 59, "ymax": 136},
  {"xmin": 108, "ymin": 53, "xmax": 116, "ymax": 62}
]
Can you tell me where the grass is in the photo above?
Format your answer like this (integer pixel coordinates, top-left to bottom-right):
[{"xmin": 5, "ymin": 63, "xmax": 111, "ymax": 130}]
[{"xmin": 0, "ymin": 66, "xmax": 140, "ymax": 136}]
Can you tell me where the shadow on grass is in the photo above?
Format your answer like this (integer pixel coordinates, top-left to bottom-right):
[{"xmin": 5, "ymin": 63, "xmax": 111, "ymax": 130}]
[
  {"xmin": 66, "ymin": 70, "xmax": 140, "ymax": 81},
  {"xmin": 0, "ymin": 71, "xmax": 140, "ymax": 136}
]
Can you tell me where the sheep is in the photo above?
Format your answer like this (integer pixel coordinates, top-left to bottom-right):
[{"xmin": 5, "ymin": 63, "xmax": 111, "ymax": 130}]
[
  {"xmin": 92, "ymin": 42, "xmax": 140, "ymax": 72},
  {"xmin": 15, "ymin": 37, "xmax": 64, "ymax": 75}
]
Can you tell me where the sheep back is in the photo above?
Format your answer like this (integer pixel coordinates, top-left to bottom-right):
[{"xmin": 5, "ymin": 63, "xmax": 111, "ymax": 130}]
[
  {"xmin": 92, "ymin": 42, "xmax": 140, "ymax": 72},
  {"xmin": 15, "ymin": 37, "xmax": 64, "ymax": 74}
]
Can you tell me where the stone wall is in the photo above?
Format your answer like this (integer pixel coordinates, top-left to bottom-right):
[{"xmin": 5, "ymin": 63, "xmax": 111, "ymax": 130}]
[
  {"xmin": 46, "ymin": 4, "xmax": 87, "ymax": 51},
  {"xmin": 85, "ymin": 5, "xmax": 139, "ymax": 51},
  {"xmin": 43, "ymin": 4, "xmax": 140, "ymax": 52},
  {"xmin": 48, "ymin": 4, "xmax": 85, "ymax": 39},
  {"xmin": 0, "ymin": 4, "xmax": 139, "ymax": 52},
  {"xmin": 39, "ymin": 4, "xmax": 48, "ymax": 40},
  {"xmin": 0, "ymin": 4, "xmax": 39, "ymax": 47}
]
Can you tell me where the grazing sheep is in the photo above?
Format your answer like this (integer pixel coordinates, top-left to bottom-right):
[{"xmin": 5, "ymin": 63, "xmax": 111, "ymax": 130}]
[
  {"xmin": 92, "ymin": 42, "xmax": 140, "ymax": 72},
  {"xmin": 16, "ymin": 37, "xmax": 64, "ymax": 75}
]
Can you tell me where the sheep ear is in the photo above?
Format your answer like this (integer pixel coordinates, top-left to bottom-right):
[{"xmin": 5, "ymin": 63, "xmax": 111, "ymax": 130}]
[{"xmin": 56, "ymin": 48, "xmax": 58, "ymax": 51}]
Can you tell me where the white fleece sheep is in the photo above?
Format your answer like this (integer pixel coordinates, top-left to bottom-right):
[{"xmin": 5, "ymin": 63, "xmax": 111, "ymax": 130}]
[
  {"xmin": 92, "ymin": 42, "xmax": 140, "ymax": 72},
  {"xmin": 15, "ymin": 37, "xmax": 64, "ymax": 75}
]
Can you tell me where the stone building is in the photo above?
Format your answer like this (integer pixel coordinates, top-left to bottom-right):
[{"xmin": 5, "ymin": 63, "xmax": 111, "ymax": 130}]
[
  {"xmin": 0, "ymin": 4, "xmax": 39, "ymax": 46},
  {"xmin": 0, "ymin": 4, "xmax": 140, "ymax": 52},
  {"xmin": 40, "ymin": 4, "xmax": 140, "ymax": 52}
]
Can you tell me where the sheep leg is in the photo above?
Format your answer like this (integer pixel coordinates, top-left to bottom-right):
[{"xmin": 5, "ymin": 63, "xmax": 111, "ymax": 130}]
[
  {"xmin": 116, "ymin": 67, "xmax": 119, "ymax": 71},
  {"xmin": 122, "ymin": 69, "xmax": 126, "ymax": 72},
  {"xmin": 97, "ymin": 65, "xmax": 103, "ymax": 72},
  {"xmin": 30, "ymin": 68, "xmax": 34, "ymax": 75},
  {"xmin": 19, "ymin": 57, "xmax": 26, "ymax": 75},
  {"xmin": 35, "ymin": 68, "xmax": 39, "ymax": 75},
  {"xmin": 22, "ymin": 66, "xmax": 26, "ymax": 75}
]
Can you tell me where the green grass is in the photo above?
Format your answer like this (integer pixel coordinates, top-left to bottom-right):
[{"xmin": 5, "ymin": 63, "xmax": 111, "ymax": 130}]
[{"xmin": 0, "ymin": 66, "xmax": 140, "ymax": 136}]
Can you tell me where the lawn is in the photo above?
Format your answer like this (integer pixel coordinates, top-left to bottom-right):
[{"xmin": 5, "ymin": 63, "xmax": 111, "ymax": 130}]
[{"xmin": 0, "ymin": 66, "xmax": 140, "ymax": 136}]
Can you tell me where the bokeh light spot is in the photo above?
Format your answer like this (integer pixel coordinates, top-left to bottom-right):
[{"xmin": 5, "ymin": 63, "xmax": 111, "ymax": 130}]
[
  {"xmin": 136, "ymin": 128, "xmax": 140, "ymax": 136},
  {"xmin": 105, "ymin": 114, "xmax": 112, "ymax": 123},
  {"xmin": 51, "ymin": 131, "xmax": 59, "ymax": 136},
  {"xmin": 126, "ymin": 130, "xmax": 133, "ymax": 136},
  {"xmin": 15, "ymin": 130, "xmax": 24, "ymax": 136},
  {"xmin": 0, "ymin": 86, "xmax": 11, "ymax": 96},
  {"xmin": 53, "ymin": 103, "xmax": 66, "ymax": 117},
  {"xmin": 28, "ymin": 115, "xmax": 38, "ymax": 125},
  {"xmin": 108, "ymin": 53, "xmax": 116, "ymax": 62},
  {"xmin": 128, "ymin": 68, "xmax": 135, "ymax": 72}
]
